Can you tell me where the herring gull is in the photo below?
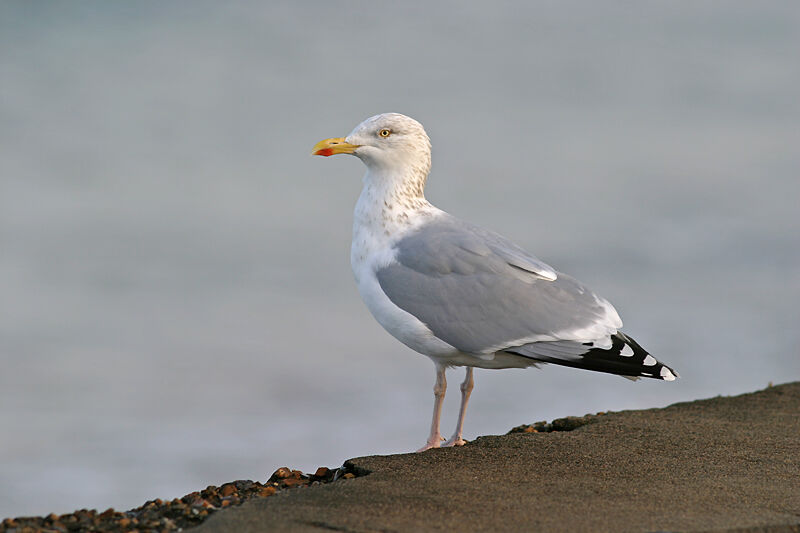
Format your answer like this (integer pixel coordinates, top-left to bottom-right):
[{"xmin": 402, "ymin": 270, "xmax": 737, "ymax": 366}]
[{"xmin": 312, "ymin": 113, "xmax": 678, "ymax": 452}]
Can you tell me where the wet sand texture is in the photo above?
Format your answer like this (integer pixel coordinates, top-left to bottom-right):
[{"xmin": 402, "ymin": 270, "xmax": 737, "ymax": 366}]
[{"xmin": 197, "ymin": 382, "xmax": 800, "ymax": 533}]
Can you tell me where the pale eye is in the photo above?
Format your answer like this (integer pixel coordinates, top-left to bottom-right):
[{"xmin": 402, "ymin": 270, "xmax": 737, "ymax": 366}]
[{"xmin": 378, "ymin": 129, "xmax": 391, "ymax": 138}]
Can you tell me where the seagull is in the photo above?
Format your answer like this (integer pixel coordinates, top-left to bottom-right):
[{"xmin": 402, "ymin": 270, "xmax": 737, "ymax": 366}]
[{"xmin": 312, "ymin": 113, "xmax": 678, "ymax": 452}]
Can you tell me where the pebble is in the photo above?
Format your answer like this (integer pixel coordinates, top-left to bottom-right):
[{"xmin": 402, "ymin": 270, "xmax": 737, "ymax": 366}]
[
  {"xmin": 270, "ymin": 467, "xmax": 292, "ymax": 480},
  {"xmin": 313, "ymin": 467, "xmax": 331, "ymax": 479},
  {"xmin": 281, "ymin": 477, "xmax": 305, "ymax": 488}
]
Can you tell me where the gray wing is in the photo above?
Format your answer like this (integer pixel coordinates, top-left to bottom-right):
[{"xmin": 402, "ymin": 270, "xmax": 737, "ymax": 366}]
[{"xmin": 375, "ymin": 214, "xmax": 621, "ymax": 354}]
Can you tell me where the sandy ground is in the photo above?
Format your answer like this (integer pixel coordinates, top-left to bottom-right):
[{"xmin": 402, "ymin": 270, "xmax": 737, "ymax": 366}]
[{"xmin": 195, "ymin": 382, "xmax": 800, "ymax": 533}]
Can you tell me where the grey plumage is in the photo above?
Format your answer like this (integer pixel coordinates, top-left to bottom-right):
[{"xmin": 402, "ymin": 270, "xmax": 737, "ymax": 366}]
[
  {"xmin": 375, "ymin": 213, "xmax": 678, "ymax": 380},
  {"xmin": 376, "ymin": 213, "xmax": 617, "ymax": 355}
]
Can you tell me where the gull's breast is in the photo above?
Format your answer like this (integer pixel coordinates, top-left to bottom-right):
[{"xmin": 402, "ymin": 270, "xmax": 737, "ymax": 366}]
[{"xmin": 350, "ymin": 218, "xmax": 459, "ymax": 359}]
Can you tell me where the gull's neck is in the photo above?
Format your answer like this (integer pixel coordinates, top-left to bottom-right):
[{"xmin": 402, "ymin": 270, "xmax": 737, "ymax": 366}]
[{"xmin": 353, "ymin": 166, "xmax": 438, "ymax": 251}]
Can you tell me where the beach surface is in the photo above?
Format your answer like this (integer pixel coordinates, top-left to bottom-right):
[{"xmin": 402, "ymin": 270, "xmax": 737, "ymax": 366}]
[
  {"xmin": 3, "ymin": 382, "xmax": 798, "ymax": 532},
  {"xmin": 197, "ymin": 382, "xmax": 800, "ymax": 532}
]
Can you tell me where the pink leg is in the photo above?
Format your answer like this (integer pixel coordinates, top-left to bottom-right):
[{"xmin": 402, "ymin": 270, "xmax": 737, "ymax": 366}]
[
  {"xmin": 443, "ymin": 367, "xmax": 474, "ymax": 447},
  {"xmin": 416, "ymin": 364, "xmax": 447, "ymax": 452}
]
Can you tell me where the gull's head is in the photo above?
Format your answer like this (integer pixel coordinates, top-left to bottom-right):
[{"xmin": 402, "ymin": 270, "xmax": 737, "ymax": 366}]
[{"xmin": 312, "ymin": 113, "xmax": 432, "ymax": 178}]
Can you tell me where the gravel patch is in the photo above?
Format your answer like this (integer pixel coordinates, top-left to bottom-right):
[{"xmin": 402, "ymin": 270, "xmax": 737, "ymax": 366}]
[{"xmin": 0, "ymin": 464, "xmax": 362, "ymax": 533}]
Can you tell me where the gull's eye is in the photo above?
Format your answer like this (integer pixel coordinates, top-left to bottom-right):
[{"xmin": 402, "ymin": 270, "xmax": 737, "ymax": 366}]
[{"xmin": 378, "ymin": 129, "xmax": 391, "ymax": 138}]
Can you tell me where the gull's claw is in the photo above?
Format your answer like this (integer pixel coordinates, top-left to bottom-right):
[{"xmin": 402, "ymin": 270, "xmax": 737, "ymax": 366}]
[
  {"xmin": 416, "ymin": 435, "xmax": 445, "ymax": 452},
  {"xmin": 442, "ymin": 436, "xmax": 467, "ymax": 447}
]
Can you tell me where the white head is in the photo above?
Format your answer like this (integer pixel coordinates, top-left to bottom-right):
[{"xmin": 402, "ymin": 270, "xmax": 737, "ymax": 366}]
[{"xmin": 312, "ymin": 113, "xmax": 432, "ymax": 196}]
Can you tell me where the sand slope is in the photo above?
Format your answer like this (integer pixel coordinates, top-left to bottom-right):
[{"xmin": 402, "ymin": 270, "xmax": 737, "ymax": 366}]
[{"xmin": 196, "ymin": 382, "xmax": 800, "ymax": 532}]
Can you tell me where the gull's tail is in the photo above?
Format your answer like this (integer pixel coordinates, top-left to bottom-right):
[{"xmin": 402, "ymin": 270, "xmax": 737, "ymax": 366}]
[{"xmin": 504, "ymin": 332, "xmax": 679, "ymax": 381}]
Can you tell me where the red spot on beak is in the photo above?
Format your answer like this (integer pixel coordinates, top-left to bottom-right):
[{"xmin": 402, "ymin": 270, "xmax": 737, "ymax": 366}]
[{"xmin": 316, "ymin": 148, "xmax": 334, "ymax": 157}]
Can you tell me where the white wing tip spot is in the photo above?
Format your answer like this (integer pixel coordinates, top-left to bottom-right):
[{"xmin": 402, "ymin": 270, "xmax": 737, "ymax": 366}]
[
  {"xmin": 660, "ymin": 367, "xmax": 677, "ymax": 381},
  {"xmin": 643, "ymin": 355, "xmax": 657, "ymax": 366},
  {"xmin": 620, "ymin": 344, "xmax": 635, "ymax": 357}
]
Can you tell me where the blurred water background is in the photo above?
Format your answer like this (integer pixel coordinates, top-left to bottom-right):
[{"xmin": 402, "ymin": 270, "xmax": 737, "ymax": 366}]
[{"xmin": 1, "ymin": 1, "xmax": 798, "ymax": 518}]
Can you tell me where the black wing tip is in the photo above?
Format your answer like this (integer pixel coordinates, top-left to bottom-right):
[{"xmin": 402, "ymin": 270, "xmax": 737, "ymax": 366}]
[
  {"xmin": 591, "ymin": 332, "xmax": 678, "ymax": 381},
  {"xmin": 508, "ymin": 332, "xmax": 679, "ymax": 381}
]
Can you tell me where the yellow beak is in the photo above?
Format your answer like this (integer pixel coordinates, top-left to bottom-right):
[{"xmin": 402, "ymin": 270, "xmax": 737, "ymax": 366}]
[{"xmin": 311, "ymin": 137, "xmax": 360, "ymax": 157}]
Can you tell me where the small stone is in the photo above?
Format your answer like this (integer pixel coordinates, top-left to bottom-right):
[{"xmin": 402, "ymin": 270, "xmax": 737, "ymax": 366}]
[
  {"xmin": 221, "ymin": 499, "xmax": 231, "ymax": 507},
  {"xmin": 191, "ymin": 498, "xmax": 214, "ymax": 509},
  {"xmin": 219, "ymin": 483, "xmax": 236, "ymax": 497},
  {"xmin": 259, "ymin": 486, "xmax": 277, "ymax": 497},
  {"xmin": 508, "ymin": 422, "xmax": 549, "ymax": 434},
  {"xmin": 551, "ymin": 416, "xmax": 591, "ymax": 431},
  {"xmin": 118, "ymin": 517, "xmax": 131, "ymax": 527},
  {"xmin": 270, "ymin": 467, "xmax": 292, "ymax": 481},
  {"xmin": 342, "ymin": 473, "xmax": 355, "ymax": 479},
  {"xmin": 99, "ymin": 507, "xmax": 115, "ymax": 517},
  {"xmin": 281, "ymin": 477, "xmax": 305, "ymax": 488},
  {"xmin": 183, "ymin": 491, "xmax": 202, "ymax": 503},
  {"xmin": 313, "ymin": 467, "xmax": 331, "ymax": 479},
  {"xmin": 46, "ymin": 512, "xmax": 60, "ymax": 521}
]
